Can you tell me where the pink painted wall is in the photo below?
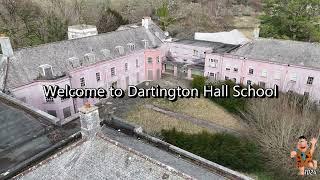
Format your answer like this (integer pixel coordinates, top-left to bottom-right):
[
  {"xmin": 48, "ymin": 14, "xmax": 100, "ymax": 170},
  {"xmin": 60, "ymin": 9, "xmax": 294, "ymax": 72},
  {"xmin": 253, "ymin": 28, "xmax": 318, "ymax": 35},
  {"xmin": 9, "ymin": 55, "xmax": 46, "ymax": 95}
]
[
  {"xmin": 205, "ymin": 53, "xmax": 320, "ymax": 102},
  {"xmin": 144, "ymin": 49, "xmax": 162, "ymax": 80},
  {"xmin": 12, "ymin": 78, "xmax": 75, "ymax": 119},
  {"xmin": 168, "ymin": 42, "xmax": 211, "ymax": 64},
  {"xmin": 11, "ymin": 48, "xmax": 163, "ymax": 120}
]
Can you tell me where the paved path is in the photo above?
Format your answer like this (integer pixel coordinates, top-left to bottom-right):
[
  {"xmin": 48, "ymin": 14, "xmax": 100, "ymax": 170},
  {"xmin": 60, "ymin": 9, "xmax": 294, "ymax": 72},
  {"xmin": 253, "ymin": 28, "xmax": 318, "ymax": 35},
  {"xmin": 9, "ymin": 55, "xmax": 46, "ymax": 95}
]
[{"xmin": 144, "ymin": 104, "xmax": 240, "ymax": 135}]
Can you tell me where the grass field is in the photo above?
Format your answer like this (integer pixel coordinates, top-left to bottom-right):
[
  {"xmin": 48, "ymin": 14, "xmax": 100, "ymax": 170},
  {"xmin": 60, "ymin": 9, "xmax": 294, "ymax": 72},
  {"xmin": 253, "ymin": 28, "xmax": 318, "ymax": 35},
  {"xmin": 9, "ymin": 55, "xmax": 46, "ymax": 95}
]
[
  {"xmin": 126, "ymin": 105, "xmax": 212, "ymax": 134},
  {"xmin": 124, "ymin": 96, "xmax": 245, "ymax": 134},
  {"xmin": 150, "ymin": 97, "xmax": 245, "ymax": 131}
]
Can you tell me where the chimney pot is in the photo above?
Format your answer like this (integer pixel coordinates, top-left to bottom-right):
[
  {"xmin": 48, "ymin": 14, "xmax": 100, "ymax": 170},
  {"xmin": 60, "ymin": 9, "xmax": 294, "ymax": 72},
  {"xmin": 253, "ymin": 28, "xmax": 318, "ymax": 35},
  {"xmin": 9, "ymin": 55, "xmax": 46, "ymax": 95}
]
[{"xmin": 142, "ymin": 17, "xmax": 152, "ymax": 29}]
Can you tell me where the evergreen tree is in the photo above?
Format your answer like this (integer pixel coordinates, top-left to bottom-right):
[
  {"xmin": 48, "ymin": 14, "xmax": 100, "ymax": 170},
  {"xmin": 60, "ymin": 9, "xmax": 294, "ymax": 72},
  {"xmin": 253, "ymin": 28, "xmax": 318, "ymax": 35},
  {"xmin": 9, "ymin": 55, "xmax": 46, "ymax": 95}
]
[
  {"xmin": 96, "ymin": 6, "xmax": 129, "ymax": 33},
  {"xmin": 259, "ymin": 0, "xmax": 320, "ymax": 42}
]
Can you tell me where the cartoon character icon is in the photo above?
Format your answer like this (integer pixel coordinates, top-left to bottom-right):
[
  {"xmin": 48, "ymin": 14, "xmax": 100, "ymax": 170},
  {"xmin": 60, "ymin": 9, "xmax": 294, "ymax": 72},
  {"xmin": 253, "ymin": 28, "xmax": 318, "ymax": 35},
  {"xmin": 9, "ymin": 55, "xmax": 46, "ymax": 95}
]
[{"xmin": 290, "ymin": 136, "xmax": 318, "ymax": 176}]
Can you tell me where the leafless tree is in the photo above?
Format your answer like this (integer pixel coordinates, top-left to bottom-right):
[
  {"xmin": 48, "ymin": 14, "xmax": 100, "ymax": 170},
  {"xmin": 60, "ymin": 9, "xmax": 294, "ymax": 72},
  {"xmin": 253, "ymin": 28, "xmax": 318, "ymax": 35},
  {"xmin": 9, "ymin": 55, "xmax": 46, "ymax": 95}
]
[{"xmin": 244, "ymin": 94, "xmax": 320, "ymax": 178}]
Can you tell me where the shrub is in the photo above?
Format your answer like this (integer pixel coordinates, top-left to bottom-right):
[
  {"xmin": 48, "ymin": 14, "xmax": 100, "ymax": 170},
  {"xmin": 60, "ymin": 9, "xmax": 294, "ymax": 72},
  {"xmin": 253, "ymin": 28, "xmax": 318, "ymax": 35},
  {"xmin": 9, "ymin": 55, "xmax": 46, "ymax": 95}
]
[
  {"xmin": 209, "ymin": 80, "xmax": 247, "ymax": 113},
  {"xmin": 191, "ymin": 75, "xmax": 206, "ymax": 94},
  {"xmin": 161, "ymin": 128, "xmax": 265, "ymax": 173}
]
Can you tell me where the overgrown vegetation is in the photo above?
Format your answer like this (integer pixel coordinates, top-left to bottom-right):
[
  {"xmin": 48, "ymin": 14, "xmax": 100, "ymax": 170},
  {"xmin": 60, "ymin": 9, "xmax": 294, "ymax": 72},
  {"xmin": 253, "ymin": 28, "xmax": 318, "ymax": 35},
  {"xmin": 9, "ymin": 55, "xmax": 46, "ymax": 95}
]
[
  {"xmin": 191, "ymin": 78, "xmax": 247, "ymax": 113},
  {"xmin": 244, "ymin": 94, "xmax": 320, "ymax": 179},
  {"xmin": 97, "ymin": 6, "xmax": 129, "ymax": 33},
  {"xmin": 209, "ymin": 80, "xmax": 247, "ymax": 114},
  {"xmin": 191, "ymin": 75, "xmax": 206, "ymax": 94},
  {"xmin": 190, "ymin": 77, "xmax": 320, "ymax": 179},
  {"xmin": 260, "ymin": 0, "xmax": 320, "ymax": 42},
  {"xmin": 155, "ymin": 0, "xmax": 174, "ymax": 30},
  {"xmin": 161, "ymin": 128, "xmax": 265, "ymax": 173},
  {"xmin": 0, "ymin": 0, "xmax": 263, "ymax": 48},
  {"xmin": 0, "ymin": 0, "xmax": 128, "ymax": 48}
]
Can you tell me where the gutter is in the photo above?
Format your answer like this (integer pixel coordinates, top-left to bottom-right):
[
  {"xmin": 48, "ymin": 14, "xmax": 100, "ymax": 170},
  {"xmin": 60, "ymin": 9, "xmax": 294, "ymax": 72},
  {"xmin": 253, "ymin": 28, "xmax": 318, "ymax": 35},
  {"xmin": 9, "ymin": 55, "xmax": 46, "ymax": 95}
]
[{"xmin": 104, "ymin": 116, "xmax": 254, "ymax": 180}]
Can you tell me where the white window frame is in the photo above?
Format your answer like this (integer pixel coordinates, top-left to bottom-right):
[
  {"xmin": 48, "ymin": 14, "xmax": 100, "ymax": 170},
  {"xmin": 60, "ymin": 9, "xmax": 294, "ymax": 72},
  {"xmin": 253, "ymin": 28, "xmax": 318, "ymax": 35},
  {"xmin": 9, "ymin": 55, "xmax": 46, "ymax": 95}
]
[{"xmin": 261, "ymin": 69, "xmax": 267, "ymax": 77}]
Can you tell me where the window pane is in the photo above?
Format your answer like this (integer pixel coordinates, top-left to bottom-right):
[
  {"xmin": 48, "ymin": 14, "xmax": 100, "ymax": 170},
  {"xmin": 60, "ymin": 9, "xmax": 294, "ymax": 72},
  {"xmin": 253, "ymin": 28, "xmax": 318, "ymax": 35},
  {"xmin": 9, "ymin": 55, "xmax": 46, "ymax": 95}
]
[{"xmin": 63, "ymin": 107, "xmax": 71, "ymax": 118}]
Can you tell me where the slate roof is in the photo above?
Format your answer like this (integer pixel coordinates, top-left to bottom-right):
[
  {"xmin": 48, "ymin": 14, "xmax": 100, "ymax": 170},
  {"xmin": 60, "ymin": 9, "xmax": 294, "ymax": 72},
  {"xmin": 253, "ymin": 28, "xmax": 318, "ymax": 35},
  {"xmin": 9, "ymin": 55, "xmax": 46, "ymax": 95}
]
[
  {"xmin": 232, "ymin": 38, "xmax": 320, "ymax": 69},
  {"xmin": 15, "ymin": 125, "xmax": 227, "ymax": 180},
  {"xmin": 6, "ymin": 26, "xmax": 162, "ymax": 89},
  {"xmin": 15, "ymin": 132, "xmax": 192, "ymax": 180},
  {"xmin": 173, "ymin": 39, "xmax": 239, "ymax": 53},
  {"xmin": 117, "ymin": 21, "xmax": 167, "ymax": 41},
  {"xmin": 0, "ymin": 93, "xmax": 53, "ymax": 151},
  {"xmin": 0, "ymin": 92, "xmax": 54, "ymax": 174}
]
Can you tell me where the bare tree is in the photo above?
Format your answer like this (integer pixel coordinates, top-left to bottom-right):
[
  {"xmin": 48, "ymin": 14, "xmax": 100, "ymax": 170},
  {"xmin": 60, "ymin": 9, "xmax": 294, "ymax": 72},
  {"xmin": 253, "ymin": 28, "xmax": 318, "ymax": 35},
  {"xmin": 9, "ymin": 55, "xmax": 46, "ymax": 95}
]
[{"xmin": 244, "ymin": 94, "xmax": 320, "ymax": 179}]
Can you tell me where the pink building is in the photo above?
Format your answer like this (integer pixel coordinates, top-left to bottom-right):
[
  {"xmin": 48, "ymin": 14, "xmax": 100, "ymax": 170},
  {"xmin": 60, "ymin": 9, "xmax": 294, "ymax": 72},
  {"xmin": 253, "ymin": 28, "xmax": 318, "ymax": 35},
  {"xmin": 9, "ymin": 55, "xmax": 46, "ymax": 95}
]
[
  {"xmin": 0, "ymin": 17, "xmax": 168, "ymax": 123},
  {"xmin": 163, "ymin": 39, "xmax": 238, "ymax": 79},
  {"xmin": 1, "ymin": 16, "xmax": 320, "ymax": 123},
  {"xmin": 204, "ymin": 38, "xmax": 320, "ymax": 103}
]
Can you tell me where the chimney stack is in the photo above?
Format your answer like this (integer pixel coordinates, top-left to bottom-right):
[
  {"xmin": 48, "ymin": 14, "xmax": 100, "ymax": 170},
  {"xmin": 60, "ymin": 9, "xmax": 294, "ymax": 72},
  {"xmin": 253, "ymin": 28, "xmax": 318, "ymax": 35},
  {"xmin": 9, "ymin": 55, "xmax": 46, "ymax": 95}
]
[
  {"xmin": 0, "ymin": 36, "xmax": 13, "ymax": 57},
  {"xmin": 79, "ymin": 102, "xmax": 101, "ymax": 139},
  {"xmin": 142, "ymin": 17, "xmax": 152, "ymax": 29},
  {"xmin": 68, "ymin": 24, "xmax": 98, "ymax": 40}
]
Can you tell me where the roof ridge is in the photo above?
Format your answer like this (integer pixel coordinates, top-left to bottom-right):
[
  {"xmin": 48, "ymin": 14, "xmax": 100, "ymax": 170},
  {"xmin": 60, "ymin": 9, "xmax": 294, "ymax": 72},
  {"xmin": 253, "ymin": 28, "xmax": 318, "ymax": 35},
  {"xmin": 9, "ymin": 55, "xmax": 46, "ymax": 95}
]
[
  {"xmin": 14, "ymin": 26, "xmax": 146, "ymax": 52},
  {"xmin": 256, "ymin": 37, "xmax": 320, "ymax": 45}
]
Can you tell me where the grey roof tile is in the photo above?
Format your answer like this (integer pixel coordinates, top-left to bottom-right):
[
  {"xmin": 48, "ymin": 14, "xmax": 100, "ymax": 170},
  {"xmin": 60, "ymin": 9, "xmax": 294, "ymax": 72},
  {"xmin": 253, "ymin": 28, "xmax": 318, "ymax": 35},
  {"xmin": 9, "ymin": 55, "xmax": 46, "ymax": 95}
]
[
  {"xmin": 232, "ymin": 38, "xmax": 320, "ymax": 68},
  {"xmin": 17, "ymin": 137, "xmax": 188, "ymax": 180},
  {"xmin": 7, "ymin": 27, "xmax": 162, "ymax": 89}
]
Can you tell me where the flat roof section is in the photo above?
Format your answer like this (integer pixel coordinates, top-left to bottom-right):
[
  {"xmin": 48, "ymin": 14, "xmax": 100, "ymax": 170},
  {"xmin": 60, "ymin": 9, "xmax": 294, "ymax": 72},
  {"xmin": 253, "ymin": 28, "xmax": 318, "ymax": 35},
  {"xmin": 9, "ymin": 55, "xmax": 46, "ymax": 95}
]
[{"xmin": 173, "ymin": 39, "xmax": 240, "ymax": 53}]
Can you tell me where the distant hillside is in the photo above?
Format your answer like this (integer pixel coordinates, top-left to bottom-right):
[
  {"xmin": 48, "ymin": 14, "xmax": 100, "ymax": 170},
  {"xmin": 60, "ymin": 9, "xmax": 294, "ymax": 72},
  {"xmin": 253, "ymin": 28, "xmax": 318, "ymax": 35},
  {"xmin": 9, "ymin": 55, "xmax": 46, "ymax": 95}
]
[{"xmin": 0, "ymin": 0, "xmax": 261, "ymax": 48}]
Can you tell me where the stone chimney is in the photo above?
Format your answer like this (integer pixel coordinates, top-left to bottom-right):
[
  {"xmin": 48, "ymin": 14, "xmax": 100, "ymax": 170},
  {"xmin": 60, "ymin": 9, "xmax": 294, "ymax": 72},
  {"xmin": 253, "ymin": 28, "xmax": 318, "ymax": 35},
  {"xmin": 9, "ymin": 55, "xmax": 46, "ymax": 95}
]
[
  {"xmin": 79, "ymin": 102, "xmax": 101, "ymax": 139},
  {"xmin": 0, "ymin": 36, "xmax": 14, "ymax": 57},
  {"xmin": 142, "ymin": 17, "xmax": 152, "ymax": 29},
  {"xmin": 68, "ymin": 24, "xmax": 98, "ymax": 40}
]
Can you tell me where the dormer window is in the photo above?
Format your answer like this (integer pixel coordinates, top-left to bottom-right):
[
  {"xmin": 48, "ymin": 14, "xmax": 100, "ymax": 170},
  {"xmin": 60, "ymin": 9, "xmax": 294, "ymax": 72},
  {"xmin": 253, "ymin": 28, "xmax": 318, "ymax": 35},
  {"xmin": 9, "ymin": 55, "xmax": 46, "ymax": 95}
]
[
  {"xmin": 68, "ymin": 57, "xmax": 80, "ymax": 68},
  {"xmin": 193, "ymin": 50, "xmax": 198, "ymax": 56},
  {"xmin": 39, "ymin": 64, "xmax": 53, "ymax": 79},
  {"xmin": 115, "ymin": 46, "xmax": 124, "ymax": 55},
  {"xmin": 101, "ymin": 49, "xmax": 111, "ymax": 58},
  {"xmin": 142, "ymin": 40, "xmax": 148, "ymax": 49},
  {"xmin": 84, "ymin": 53, "xmax": 95, "ymax": 64},
  {"xmin": 127, "ymin": 43, "xmax": 135, "ymax": 51}
]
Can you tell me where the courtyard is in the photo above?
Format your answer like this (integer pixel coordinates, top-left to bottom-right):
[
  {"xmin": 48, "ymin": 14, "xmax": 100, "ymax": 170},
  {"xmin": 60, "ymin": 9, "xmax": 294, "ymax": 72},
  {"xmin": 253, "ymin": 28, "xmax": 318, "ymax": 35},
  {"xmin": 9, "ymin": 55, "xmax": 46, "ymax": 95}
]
[{"xmin": 98, "ymin": 74, "xmax": 246, "ymax": 136}]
